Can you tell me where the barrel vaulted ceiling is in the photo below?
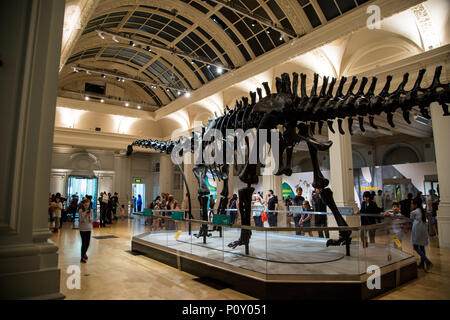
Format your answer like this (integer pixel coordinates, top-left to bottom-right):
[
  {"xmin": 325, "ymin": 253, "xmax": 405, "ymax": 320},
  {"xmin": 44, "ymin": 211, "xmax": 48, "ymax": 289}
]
[{"xmin": 59, "ymin": 0, "xmax": 373, "ymax": 109}]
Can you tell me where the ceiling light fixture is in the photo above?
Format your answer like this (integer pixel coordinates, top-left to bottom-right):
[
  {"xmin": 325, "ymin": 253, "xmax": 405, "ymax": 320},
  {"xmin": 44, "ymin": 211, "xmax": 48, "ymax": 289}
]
[
  {"xmin": 100, "ymin": 99, "xmax": 105, "ymax": 103},
  {"xmin": 85, "ymin": 96, "xmax": 90, "ymax": 101},
  {"xmin": 125, "ymin": 103, "xmax": 129, "ymax": 107},
  {"xmin": 185, "ymin": 92, "xmax": 191, "ymax": 97},
  {"xmin": 137, "ymin": 105, "xmax": 141, "ymax": 109},
  {"xmin": 112, "ymin": 36, "xmax": 119, "ymax": 43},
  {"xmin": 97, "ymin": 32, "xmax": 105, "ymax": 40},
  {"xmin": 217, "ymin": 67, "xmax": 223, "ymax": 74}
]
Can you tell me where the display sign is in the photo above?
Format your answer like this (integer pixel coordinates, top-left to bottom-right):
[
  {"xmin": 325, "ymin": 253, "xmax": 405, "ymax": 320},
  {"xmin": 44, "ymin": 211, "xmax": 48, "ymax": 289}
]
[
  {"xmin": 171, "ymin": 211, "xmax": 184, "ymax": 221},
  {"xmin": 282, "ymin": 182, "xmax": 295, "ymax": 199},
  {"xmin": 142, "ymin": 208, "xmax": 152, "ymax": 216},
  {"xmin": 212, "ymin": 214, "xmax": 231, "ymax": 226},
  {"xmin": 392, "ymin": 235, "xmax": 402, "ymax": 248},
  {"xmin": 289, "ymin": 206, "xmax": 302, "ymax": 213},
  {"xmin": 174, "ymin": 230, "xmax": 182, "ymax": 240},
  {"xmin": 337, "ymin": 207, "xmax": 354, "ymax": 215},
  {"xmin": 135, "ymin": 179, "xmax": 142, "ymax": 183}
]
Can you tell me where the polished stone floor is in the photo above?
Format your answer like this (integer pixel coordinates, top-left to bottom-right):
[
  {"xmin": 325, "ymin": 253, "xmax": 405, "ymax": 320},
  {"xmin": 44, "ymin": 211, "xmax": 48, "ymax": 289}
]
[{"xmin": 50, "ymin": 218, "xmax": 450, "ymax": 300}]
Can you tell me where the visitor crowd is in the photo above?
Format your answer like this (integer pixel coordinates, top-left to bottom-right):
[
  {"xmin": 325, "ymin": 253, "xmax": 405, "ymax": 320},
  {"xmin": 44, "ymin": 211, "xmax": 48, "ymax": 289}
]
[{"xmin": 48, "ymin": 185, "xmax": 439, "ymax": 269}]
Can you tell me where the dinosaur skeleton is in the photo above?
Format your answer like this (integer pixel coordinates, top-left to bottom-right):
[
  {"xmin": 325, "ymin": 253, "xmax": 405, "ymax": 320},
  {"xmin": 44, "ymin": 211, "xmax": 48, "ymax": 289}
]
[{"xmin": 127, "ymin": 66, "xmax": 449, "ymax": 256}]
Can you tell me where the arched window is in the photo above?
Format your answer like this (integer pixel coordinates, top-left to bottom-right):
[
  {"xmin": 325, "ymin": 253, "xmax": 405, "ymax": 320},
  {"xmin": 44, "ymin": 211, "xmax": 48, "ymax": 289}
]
[{"xmin": 382, "ymin": 146, "xmax": 420, "ymax": 165}]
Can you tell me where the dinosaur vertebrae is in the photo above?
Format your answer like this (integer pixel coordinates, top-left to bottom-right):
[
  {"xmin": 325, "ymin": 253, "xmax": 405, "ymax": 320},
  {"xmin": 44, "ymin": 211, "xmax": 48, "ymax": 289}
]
[
  {"xmin": 249, "ymin": 66, "xmax": 449, "ymax": 135},
  {"xmin": 128, "ymin": 66, "xmax": 449, "ymax": 155}
]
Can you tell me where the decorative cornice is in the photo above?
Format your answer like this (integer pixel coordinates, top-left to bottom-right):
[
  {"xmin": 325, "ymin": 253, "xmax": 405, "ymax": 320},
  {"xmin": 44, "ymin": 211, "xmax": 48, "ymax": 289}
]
[{"xmin": 411, "ymin": 3, "xmax": 441, "ymax": 51}]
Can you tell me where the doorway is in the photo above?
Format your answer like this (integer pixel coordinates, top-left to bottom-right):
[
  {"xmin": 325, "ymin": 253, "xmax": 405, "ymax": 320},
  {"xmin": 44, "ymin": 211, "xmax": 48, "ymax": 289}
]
[
  {"xmin": 132, "ymin": 183, "xmax": 145, "ymax": 212},
  {"xmin": 67, "ymin": 176, "xmax": 98, "ymax": 209}
]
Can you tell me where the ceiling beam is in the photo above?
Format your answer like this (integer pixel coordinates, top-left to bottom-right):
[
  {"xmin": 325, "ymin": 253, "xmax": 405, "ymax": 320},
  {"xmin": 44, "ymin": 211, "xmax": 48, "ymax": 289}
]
[
  {"xmin": 97, "ymin": 28, "xmax": 234, "ymax": 71},
  {"xmin": 75, "ymin": 64, "xmax": 191, "ymax": 94},
  {"xmin": 209, "ymin": 0, "xmax": 299, "ymax": 39}
]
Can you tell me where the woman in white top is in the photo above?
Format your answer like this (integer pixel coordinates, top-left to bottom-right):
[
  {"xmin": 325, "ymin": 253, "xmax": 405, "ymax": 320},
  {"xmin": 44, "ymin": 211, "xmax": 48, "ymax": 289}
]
[
  {"xmin": 410, "ymin": 198, "xmax": 432, "ymax": 271},
  {"xmin": 50, "ymin": 197, "xmax": 63, "ymax": 233},
  {"xmin": 78, "ymin": 200, "xmax": 93, "ymax": 263},
  {"xmin": 252, "ymin": 193, "xmax": 263, "ymax": 227}
]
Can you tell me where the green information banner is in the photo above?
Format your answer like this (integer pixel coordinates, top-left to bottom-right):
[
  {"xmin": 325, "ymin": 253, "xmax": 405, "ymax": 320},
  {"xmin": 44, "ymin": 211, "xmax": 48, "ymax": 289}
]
[
  {"xmin": 142, "ymin": 208, "xmax": 152, "ymax": 216},
  {"xmin": 212, "ymin": 214, "xmax": 231, "ymax": 226},
  {"xmin": 282, "ymin": 182, "xmax": 295, "ymax": 199},
  {"xmin": 171, "ymin": 211, "xmax": 185, "ymax": 221}
]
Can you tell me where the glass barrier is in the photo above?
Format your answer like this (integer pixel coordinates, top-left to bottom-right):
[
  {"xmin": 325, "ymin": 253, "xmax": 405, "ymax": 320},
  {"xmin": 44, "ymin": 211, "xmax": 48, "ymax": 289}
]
[{"xmin": 131, "ymin": 209, "xmax": 415, "ymax": 278}]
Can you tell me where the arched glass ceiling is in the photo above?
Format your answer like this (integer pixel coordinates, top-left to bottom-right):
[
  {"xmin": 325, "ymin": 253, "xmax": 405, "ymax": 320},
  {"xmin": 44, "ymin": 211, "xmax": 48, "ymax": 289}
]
[{"xmin": 65, "ymin": 0, "xmax": 371, "ymax": 107}]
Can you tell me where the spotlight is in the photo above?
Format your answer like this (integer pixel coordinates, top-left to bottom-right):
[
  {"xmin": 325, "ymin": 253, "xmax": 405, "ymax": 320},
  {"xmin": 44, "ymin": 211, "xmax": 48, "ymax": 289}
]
[
  {"xmin": 166, "ymin": 88, "xmax": 170, "ymax": 92},
  {"xmin": 137, "ymin": 105, "xmax": 141, "ymax": 109},
  {"xmin": 130, "ymin": 41, "xmax": 135, "ymax": 47},
  {"xmin": 100, "ymin": 99, "xmax": 105, "ymax": 103},
  {"xmin": 98, "ymin": 32, "xmax": 105, "ymax": 40},
  {"xmin": 217, "ymin": 67, "xmax": 223, "ymax": 74},
  {"xmin": 266, "ymin": 28, "xmax": 271, "ymax": 34},
  {"xmin": 121, "ymin": 79, "xmax": 125, "ymax": 83},
  {"xmin": 207, "ymin": 65, "xmax": 211, "ymax": 69},
  {"xmin": 125, "ymin": 103, "xmax": 129, "ymax": 107},
  {"xmin": 112, "ymin": 36, "xmax": 119, "ymax": 43},
  {"xmin": 117, "ymin": 77, "xmax": 121, "ymax": 81},
  {"xmin": 73, "ymin": 67, "xmax": 79, "ymax": 73},
  {"xmin": 251, "ymin": 20, "xmax": 257, "ymax": 27},
  {"xmin": 101, "ymin": 74, "xmax": 106, "ymax": 78},
  {"xmin": 146, "ymin": 46, "xmax": 151, "ymax": 52},
  {"xmin": 177, "ymin": 91, "xmax": 181, "ymax": 95},
  {"xmin": 185, "ymin": 92, "xmax": 191, "ymax": 97},
  {"xmin": 85, "ymin": 96, "xmax": 90, "ymax": 101}
]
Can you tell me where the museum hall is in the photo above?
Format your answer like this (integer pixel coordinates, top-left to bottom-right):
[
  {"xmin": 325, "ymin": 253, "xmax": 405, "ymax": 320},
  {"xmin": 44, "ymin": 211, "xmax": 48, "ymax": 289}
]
[{"xmin": 1, "ymin": 0, "xmax": 450, "ymax": 302}]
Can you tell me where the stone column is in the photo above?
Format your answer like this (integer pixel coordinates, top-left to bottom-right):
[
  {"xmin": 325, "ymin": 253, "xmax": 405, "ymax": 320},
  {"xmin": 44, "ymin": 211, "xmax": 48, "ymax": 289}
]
[
  {"xmin": 431, "ymin": 102, "xmax": 450, "ymax": 249},
  {"xmin": 328, "ymin": 120, "xmax": 359, "ymax": 232},
  {"xmin": 0, "ymin": 0, "xmax": 65, "ymax": 299},
  {"xmin": 159, "ymin": 154, "xmax": 174, "ymax": 196},
  {"xmin": 113, "ymin": 152, "xmax": 131, "ymax": 215}
]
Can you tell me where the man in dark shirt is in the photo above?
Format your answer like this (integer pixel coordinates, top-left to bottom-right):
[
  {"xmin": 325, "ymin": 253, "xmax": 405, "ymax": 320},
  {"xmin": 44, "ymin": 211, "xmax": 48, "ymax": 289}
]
[
  {"xmin": 266, "ymin": 190, "xmax": 278, "ymax": 227},
  {"xmin": 312, "ymin": 188, "xmax": 329, "ymax": 238},
  {"xmin": 292, "ymin": 187, "xmax": 305, "ymax": 235},
  {"xmin": 358, "ymin": 191, "xmax": 382, "ymax": 247},
  {"xmin": 111, "ymin": 192, "xmax": 119, "ymax": 221},
  {"xmin": 400, "ymin": 193, "xmax": 414, "ymax": 218}
]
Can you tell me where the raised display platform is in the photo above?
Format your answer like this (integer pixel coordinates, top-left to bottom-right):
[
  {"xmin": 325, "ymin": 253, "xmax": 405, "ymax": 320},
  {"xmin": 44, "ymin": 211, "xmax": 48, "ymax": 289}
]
[{"xmin": 132, "ymin": 227, "xmax": 417, "ymax": 300}]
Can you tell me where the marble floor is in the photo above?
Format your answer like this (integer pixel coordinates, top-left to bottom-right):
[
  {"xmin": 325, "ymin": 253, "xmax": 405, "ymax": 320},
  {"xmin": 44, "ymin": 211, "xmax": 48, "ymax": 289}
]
[{"xmin": 50, "ymin": 218, "xmax": 450, "ymax": 300}]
